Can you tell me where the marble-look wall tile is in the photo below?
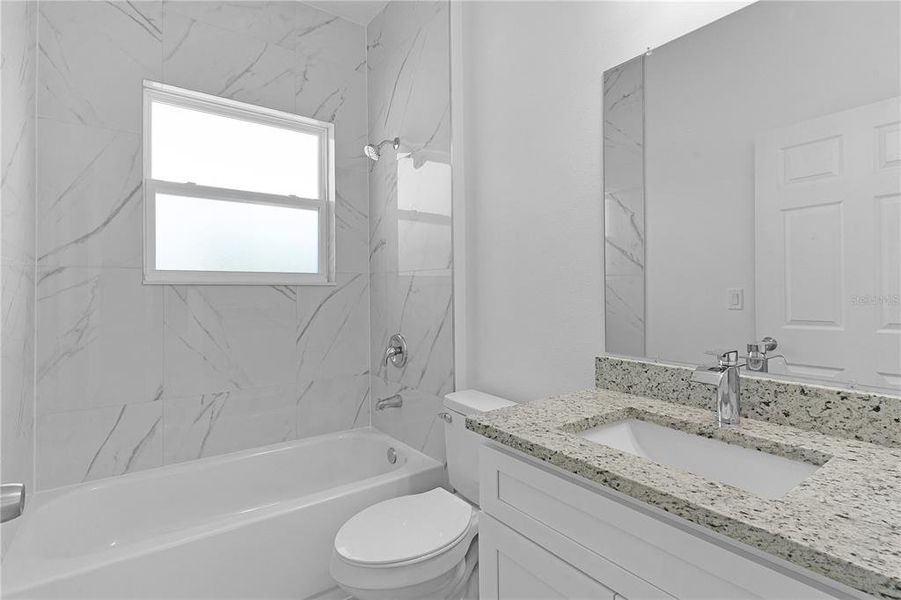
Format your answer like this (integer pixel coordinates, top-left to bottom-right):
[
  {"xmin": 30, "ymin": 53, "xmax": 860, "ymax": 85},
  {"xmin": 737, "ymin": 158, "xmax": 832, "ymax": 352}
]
[
  {"xmin": 370, "ymin": 269, "xmax": 454, "ymax": 400},
  {"xmin": 334, "ymin": 155, "xmax": 371, "ymax": 274},
  {"xmin": 35, "ymin": 401, "xmax": 162, "ymax": 489},
  {"xmin": 295, "ymin": 6, "xmax": 365, "ymax": 127},
  {"xmin": 367, "ymin": 2, "xmax": 453, "ymax": 462},
  {"xmin": 605, "ymin": 188, "xmax": 644, "ymax": 278},
  {"xmin": 30, "ymin": 1, "xmax": 371, "ymax": 489},
  {"xmin": 604, "ymin": 57, "xmax": 645, "ymax": 356},
  {"xmin": 368, "ymin": 151, "xmax": 399, "ymax": 274},
  {"xmin": 605, "ymin": 275, "xmax": 645, "ymax": 359},
  {"xmin": 1, "ymin": 262, "xmax": 36, "ymax": 491},
  {"xmin": 297, "ymin": 373, "xmax": 370, "ymax": 439},
  {"xmin": 296, "ymin": 273, "xmax": 369, "ymax": 385},
  {"xmin": 367, "ymin": 1, "xmax": 451, "ymax": 275},
  {"xmin": 162, "ymin": 11, "xmax": 295, "ymax": 114},
  {"xmin": 36, "ymin": 267, "xmax": 164, "ymax": 415},
  {"xmin": 38, "ymin": 1, "xmax": 162, "ymax": 133},
  {"xmin": 164, "ymin": 285, "xmax": 297, "ymax": 398},
  {"xmin": 366, "ymin": 12, "xmax": 450, "ymax": 153},
  {"xmin": 603, "ymin": 58, "xmax": 644, "ymax": 196},
  {"xmin": 1, "ymin": 2, "xmax": 37, "ymax": 551},
  {"xmin": 163, "ymin": 1, "xmax": 298, "ymax": 49},
  {"xmin": 36, "ymin": 119, "xmax": 143, "ymax": 268},
  {"xmin": 366, "ymin": 1, "xmax": 444, "ymax": 53},
  {"xmin": 296, "ymin": 272, "xmax": 370, "ymax": 437},
  {"xmin": 371, "ymin": 376, "xmax": 446, "ymax": 462},
  {"xmin": 1, "ymin": 180, "xmax": 35, "ymax": 272},
  {"xmin": 163, "ymin": 385, "xmax": 296, "ymax": 464},
  {"xmin": 1, "ymin": 0, "xmax": 37, "ymax": 267},
  {"xmin": 33, "ymin": 0, "xmax": 164, "ymax": 495}
]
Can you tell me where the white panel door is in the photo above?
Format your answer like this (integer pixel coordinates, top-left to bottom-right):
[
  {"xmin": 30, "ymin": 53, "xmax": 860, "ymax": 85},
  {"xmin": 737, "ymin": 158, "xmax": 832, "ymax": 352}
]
[{"xmin": 755, "ymin": 96, "xmax": 901, "ymax": 390}]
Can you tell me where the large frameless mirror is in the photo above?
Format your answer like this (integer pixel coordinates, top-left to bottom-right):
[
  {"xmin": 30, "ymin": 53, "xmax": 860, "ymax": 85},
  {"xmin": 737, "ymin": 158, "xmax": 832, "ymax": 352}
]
[{"xmin": 603, "ymin": 1, "xmax": 901, "ymax": 393}]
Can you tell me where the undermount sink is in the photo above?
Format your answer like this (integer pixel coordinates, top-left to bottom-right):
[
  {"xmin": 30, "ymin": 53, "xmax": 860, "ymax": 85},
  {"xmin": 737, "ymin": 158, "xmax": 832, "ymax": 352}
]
[{"xmin": 578, "ymin": 418, "xmax": 821, "ymax": 499}]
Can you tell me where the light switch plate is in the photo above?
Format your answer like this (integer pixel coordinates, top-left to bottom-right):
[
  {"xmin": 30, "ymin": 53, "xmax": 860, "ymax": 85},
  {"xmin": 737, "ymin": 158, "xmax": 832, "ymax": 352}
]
[{"xmin": 727, "ymin": 288, "xmax": 744, "ymax": 310}]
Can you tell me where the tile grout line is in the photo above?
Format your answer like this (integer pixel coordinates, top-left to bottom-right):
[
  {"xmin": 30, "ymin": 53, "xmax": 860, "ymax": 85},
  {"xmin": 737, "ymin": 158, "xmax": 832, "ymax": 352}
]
[
  {"xmin": 32, "ymin": 0, "xmax": 40, "ymax": 493},
  {"xmin": 364, "ymin": 9, "xmax": 372, "ymax": 431}
]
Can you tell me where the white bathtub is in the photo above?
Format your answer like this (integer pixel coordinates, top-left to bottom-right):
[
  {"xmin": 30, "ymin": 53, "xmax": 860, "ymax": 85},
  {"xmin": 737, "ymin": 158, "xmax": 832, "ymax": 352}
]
[{"xmin": 2, "ymin": 428, "xmax": 445, "ymax": 599}]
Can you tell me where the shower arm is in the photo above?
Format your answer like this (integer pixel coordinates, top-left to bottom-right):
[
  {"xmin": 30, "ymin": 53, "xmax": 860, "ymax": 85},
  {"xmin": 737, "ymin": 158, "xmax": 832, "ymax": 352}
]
[{"xmin": 375, "ymin": 138, "xmax": 399, "ymax": 152}]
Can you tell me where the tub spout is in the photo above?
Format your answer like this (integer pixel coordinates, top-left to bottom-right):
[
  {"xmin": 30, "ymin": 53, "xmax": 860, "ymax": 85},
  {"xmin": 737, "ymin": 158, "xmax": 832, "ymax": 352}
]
[
  {"xmin": 1, "ymin": 483, "xmax": 25, "ymax": 523},
  {"xmin": 375, "ymin": 394, "xmax": 403, "ymax": 411}
]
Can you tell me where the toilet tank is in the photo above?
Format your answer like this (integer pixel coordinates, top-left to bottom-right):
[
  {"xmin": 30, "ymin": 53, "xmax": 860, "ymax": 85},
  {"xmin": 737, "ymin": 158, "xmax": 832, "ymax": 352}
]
[{"xmin": 443, "ymin": 390, "xmax": 516, "ymax": 506}]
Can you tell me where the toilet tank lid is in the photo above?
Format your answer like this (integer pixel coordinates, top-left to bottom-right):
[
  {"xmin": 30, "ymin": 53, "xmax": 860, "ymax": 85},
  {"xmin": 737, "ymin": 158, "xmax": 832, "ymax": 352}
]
[{"xmin": 444, "ymin": 390, "xmax": 516, "ymax": 415}]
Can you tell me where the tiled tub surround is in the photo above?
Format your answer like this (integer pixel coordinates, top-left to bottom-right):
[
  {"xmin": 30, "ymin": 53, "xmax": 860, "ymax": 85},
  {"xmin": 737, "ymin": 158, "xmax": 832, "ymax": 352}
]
[
  {"xmin": 468, "ymin": 389, "xmax": 901, "ymax": 599},
  {"xmin": 32, "ymin": 1, "xmax": 371, "ymax": 490},
  {"xmin": 596, "ymin": 355, "xmax": 901, "ymax": 448},
  {"xmin": 1, "ymin": 0, "xmax": 38, "ymax": 556},
  {"xmin": 367, "ymin": 1, "xmax": 454, "ymax": 462}
]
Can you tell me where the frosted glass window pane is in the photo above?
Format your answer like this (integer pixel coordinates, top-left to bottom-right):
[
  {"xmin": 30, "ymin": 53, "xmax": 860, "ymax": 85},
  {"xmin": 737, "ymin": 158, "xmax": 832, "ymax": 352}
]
[
  {"xmin": 155, "ymin": 193, "xmax": 319, "ymax": 273},
  {"xmin": 151, "ymin": 101, "xmax": 320, "ymax": 199}
]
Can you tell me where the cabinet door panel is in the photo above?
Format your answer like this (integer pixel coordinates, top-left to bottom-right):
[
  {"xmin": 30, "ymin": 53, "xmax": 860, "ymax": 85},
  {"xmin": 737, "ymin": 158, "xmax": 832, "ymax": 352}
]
[
  {"xmin": 480, "ymin": 515, "xmax": 617, "ymax": 600},
  {"xmin": 497, "ymin": 554, "xmax": 567, "ymax": 600}
]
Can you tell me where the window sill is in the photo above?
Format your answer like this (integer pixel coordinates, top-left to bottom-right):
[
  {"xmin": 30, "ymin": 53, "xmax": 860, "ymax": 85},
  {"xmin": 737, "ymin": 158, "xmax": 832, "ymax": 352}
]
[{"xmin": 143, "ymin": 272, "xmax": 336, "ymax": 286}]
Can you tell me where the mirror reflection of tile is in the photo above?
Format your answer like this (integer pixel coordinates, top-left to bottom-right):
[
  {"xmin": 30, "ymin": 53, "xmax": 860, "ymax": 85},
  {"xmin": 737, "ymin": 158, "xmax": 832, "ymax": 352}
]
[{"xmin": 602, "ymin": 0, "xmax": 901, "ymax": 395}]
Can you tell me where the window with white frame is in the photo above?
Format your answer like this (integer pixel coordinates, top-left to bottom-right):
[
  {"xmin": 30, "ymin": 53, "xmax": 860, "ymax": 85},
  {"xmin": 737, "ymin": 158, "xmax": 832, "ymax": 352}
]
[{"xmin": 142, "ymin": 81, "xmax": 335, "ymax": 285}]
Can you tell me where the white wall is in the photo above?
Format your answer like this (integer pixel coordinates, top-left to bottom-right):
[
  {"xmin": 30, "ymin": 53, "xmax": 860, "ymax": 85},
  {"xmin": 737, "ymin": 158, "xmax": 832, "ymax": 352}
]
[
  {"xmin": 644, "ymin": 0, "xmax": 901, "ymax": 366},
  {"xmin": 458, "ymin": 1, "xmax": 750, "ymax": 402}
]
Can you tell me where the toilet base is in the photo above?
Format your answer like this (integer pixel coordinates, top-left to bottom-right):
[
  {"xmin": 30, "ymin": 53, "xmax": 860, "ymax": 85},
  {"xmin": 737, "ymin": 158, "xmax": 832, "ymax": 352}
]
[
  {"xmin": 447, "ymin": 544, "xmax": 479, "ymax": 600},
  {"xmin": 335, "ymin": 538, "xmax": 478, "ymax": 600}
]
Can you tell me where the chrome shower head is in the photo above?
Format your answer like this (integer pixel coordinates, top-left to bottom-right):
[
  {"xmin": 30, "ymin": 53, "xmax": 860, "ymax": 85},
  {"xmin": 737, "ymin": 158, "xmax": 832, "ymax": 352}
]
[
  {"xmin": 363, "ymin": 144, "xmax": 380, "ymax": 161},
  {"xmin": 363, "ymin": 137, "xmax": 400, "ymax": 161}
]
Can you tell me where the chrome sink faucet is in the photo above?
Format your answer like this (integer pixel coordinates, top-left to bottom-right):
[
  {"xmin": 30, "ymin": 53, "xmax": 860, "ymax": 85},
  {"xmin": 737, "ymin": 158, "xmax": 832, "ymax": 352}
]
[
  {"xmin": 745, "ymin": 336, "xmax": 780, "ymax": 373},
  {"xmin": 691, "ymin": 350, "xmax": 742, "ymax": 427}
]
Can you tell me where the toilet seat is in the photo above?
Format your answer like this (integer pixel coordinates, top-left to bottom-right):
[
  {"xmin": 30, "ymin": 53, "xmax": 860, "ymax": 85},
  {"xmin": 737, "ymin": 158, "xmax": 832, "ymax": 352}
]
[
  {"xmin": 334, "ymin": 489, "xmax": 474, "ymax": 566},
  {"xmin": 330, "ymin": 489, "xmax": 479, "ymax": 598}
]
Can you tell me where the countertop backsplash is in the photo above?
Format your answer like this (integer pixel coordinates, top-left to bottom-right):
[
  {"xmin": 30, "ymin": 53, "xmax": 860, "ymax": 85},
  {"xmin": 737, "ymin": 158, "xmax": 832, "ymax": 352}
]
[{"xmin": 596, "ymin": 355, "xmax": 901, "ymax": 448}]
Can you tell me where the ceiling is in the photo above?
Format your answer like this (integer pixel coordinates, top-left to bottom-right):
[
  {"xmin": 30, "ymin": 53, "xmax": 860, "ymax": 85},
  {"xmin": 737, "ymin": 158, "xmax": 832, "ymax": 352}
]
[{"xmin": 304, "ymin": 1, "xmax": 389, "ymax": 26}]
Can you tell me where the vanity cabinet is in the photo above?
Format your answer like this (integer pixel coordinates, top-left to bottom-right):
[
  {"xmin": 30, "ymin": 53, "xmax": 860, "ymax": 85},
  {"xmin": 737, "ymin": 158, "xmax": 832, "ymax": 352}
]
[
  {"xmin": 478, "ymin": 445, "xmax": 869, "ymax": 600},
  {"xmin": 479, "ymin": 516, "xmax": 618, "ymax": 600}
]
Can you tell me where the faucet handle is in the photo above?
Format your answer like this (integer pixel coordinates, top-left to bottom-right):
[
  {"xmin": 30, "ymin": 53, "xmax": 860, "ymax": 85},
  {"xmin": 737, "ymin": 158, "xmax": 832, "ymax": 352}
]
[
  {"xmin": 704, "ymin": 349, "xmax": 739, "ymax": 367},
  {"xmin": 748, "ymin": 337, "xmax": 777, "ymax": 353},
  {"xmin": 384, "ymin": 333, "xmax": 407, "ymax": 368}
]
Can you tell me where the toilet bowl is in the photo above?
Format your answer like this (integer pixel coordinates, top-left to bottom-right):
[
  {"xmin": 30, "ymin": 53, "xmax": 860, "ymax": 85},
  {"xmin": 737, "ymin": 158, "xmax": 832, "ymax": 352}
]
[
  {"xmin": 330, "ymin": 390, "xmax": 516, "ymax": 600},
  {"xmin": 330, "ymin": 489, "xmax": 478, "ymax": 600}
]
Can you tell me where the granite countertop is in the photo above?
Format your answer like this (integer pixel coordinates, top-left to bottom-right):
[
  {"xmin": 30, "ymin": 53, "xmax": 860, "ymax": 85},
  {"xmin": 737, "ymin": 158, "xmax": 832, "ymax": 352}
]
[{"xmin": 467, "ymin": 389, "xmax": 901, "ymax": 599}]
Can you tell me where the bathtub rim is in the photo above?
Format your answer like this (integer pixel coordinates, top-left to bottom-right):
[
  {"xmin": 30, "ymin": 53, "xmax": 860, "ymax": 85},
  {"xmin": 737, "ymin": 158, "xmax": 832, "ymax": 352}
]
[{"xmin": 27, "ymin": 426, "xmax": 421, "ymax": 506}]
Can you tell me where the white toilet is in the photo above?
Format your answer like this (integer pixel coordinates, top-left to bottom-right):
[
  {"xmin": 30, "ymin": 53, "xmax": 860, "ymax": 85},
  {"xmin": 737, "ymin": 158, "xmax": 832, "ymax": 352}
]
[{"xmin": 329, "ymin": 390, "xmax": 516, "ymax": 600}]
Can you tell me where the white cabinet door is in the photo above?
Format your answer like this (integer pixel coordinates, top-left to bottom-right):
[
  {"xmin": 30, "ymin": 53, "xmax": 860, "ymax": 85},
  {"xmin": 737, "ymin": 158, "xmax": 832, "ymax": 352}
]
[
  {"xmin": 479, "ymin": 515, "xmax": 617, "ymax": 600},
  {"xmin": 755, "ymin": 96, "xmax": 901, "ymax": 390}
]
